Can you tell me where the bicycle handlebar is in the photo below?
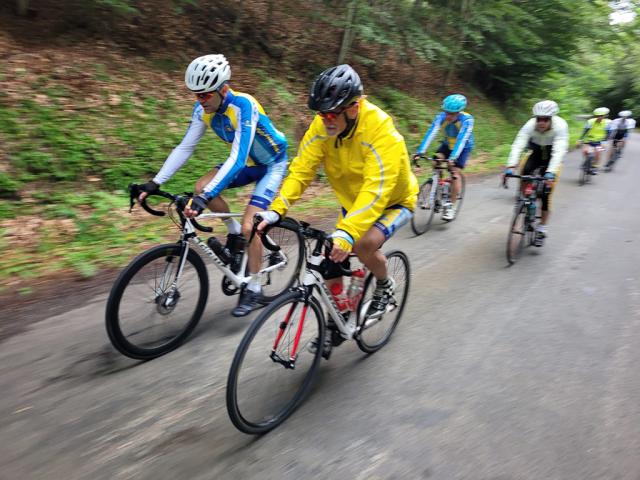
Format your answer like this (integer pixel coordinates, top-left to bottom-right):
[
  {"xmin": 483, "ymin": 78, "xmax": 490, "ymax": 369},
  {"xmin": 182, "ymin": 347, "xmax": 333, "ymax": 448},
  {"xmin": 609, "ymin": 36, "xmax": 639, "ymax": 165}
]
[{"xmin": 128, "ymin": 184, "xmax": 213, "ymax": 233}]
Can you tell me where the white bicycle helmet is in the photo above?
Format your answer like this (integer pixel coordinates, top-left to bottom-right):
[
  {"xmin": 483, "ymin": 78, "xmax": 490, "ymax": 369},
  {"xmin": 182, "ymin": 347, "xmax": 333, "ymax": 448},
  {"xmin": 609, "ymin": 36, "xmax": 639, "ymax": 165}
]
[
  {"xmin": 185, "ymin": 54, "xmax": 230, "ymax": 93},
  {"xmin": 532, "ymin": 100, "xmax": 559, "ymax": 116},
  {"xmin": 593, "ymin": 107, "xmax": 609, "ymax": 116},
  {"xmin": 619, "ymin": 110, "xmax": 632, "ymax": 118}
]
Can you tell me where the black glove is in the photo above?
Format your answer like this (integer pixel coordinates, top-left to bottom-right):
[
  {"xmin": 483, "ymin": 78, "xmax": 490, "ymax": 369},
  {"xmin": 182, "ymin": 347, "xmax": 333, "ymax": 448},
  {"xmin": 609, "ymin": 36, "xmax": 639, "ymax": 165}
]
[
  {"xmin": 187, "ymin": 194, "xmax": 209, "ymax": 215},
  {"xmin": 139, "ymin": 180, "xmax": 159, "ymax": 194}
]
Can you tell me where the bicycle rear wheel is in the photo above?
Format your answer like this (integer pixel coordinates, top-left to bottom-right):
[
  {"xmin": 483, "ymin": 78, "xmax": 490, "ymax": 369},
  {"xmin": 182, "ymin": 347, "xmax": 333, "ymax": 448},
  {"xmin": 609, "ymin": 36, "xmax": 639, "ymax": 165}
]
[
  {"xmin": 506, "ymin": 201, "xmax": 526, "ymax": 264},
  {"xmin": 106, "ymin": 244, "xmax": 208, "ymax": 359},
  {"xmin": 226, "ymin": 290, "xmax": 324, "ymax": 434},
  {"xmin": 356, "ymin": 250, "xmax": 410, "ymax": 353},
  {"xmin": 411, "ymin": 179, "xmax": 436, "ymax": 235},
  {"xmin": 259, "ymin": 219, "xmax": 305, "ymax": 301}
]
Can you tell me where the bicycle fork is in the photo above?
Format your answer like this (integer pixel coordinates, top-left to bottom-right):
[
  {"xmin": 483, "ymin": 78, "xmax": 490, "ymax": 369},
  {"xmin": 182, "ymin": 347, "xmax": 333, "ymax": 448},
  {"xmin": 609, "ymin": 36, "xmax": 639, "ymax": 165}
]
[
  {"xmin": 156, "ymin": 241, "xmax": 191, "ymax": 313},
  {"xmin": 270, "ymin": 296, "xmax": 310, "ymax": 370}
]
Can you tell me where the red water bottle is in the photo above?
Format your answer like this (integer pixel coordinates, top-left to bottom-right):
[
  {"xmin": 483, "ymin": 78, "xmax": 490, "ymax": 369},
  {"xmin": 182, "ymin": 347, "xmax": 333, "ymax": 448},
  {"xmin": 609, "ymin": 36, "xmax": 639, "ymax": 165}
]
[
  {"xmin": 330, "ymin": 282, "xmax": 349, "ymax": 312},
  {"xmin": 347, "ymin": 268, "xmax": 366, "ymax": 310}
]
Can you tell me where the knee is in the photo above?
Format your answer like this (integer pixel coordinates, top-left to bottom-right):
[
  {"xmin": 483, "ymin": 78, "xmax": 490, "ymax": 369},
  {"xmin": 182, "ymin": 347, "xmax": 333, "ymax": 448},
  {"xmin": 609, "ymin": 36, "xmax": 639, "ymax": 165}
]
[
  {"xmin": 241, "ymin": 221, "xmax": 253, "ymax": 239},
  {"xmin": 353, "ymin": 235, "xmax": 378, "ymax": 257}
]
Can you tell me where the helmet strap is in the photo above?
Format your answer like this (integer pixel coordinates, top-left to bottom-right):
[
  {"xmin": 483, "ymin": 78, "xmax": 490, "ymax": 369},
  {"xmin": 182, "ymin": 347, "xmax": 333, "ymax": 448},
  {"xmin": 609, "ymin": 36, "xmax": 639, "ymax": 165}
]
[{"xmin": 339, "ymin": 111, "xmax": 357, "ymax": 139}]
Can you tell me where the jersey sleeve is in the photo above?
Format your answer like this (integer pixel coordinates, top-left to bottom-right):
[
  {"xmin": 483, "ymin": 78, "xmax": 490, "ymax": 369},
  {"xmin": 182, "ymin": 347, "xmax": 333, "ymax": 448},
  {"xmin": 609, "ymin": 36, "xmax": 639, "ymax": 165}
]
[
  {"xmin": 270, "ymin": 119, "xmax": 325, "ymax": 216},
  {"xmin": 450, "ymin": 114, "xmax": 474, "ymax": 160},
  {"xmin": 507, "ymin": 119, "xmax": 535, "ymax": 168},
  {"xmin": 416, "ymin": 113, "xmax": 443, "ymax": 155},
  {"xmin": 153, "ymin": 104, "xmax": 206, "ymax": 185},
  {"xmin": 546, "ymin": 118, "xmax": 569, "ymax": 174},
  {"xmin": 335, "ymin": 119, "xmax": 407, "ymax": 242},
  {"xmin": 202, "ymin": 96, "xmax": 258, "ymax": 200}
]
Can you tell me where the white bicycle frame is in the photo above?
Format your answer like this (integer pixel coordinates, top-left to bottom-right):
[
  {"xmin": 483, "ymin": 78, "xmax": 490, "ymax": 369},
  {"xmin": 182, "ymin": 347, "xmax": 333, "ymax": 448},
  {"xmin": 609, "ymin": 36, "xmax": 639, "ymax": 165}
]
[
  {"xmin": 174, "ymin": 212, "xmax": 289, "ymax": 291},
  {"xmin": 298, "ymin": 251, "xmax": 385, "ymax": 341}
]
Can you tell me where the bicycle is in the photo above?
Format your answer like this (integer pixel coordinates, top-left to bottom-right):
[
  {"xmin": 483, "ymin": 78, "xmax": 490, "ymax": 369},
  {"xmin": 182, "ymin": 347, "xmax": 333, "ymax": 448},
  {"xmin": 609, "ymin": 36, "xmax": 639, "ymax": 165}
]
[
  {"xmin": 504, "ymin": 173, "xmax": 546, "ymax": 264},
  {"xmin": 226, "ymin": 220, "xmax": 410, "ymax": 434},
  {"xmin": 605, "ymin": 139, "xmax": 624, "ymax": 172},
  {"xmin": 105, "ymin": 184, "xmax": 304, "ymax": 360},
  {"xmin": 411, "ymin": 155, "xmax": 466, "ymax": 235},
  {"xmin": 579, "ymin": 143, "xmax": 604, "ymax": 185}
]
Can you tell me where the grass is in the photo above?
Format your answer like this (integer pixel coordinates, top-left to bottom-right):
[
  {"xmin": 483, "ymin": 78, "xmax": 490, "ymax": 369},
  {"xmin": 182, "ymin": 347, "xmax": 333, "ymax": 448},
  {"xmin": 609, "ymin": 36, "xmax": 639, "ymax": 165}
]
[{"xmin": 0, "ymin": 60, "xmax": 587, "ymax": 286}]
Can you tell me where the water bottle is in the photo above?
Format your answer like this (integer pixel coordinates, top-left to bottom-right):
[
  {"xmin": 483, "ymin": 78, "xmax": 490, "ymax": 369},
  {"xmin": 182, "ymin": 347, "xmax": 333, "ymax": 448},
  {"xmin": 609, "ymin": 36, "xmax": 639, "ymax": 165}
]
[
  {"xmin": 329, "ymin": 282, "xmax": 349, "ymax": 313},
  {"xmin": 207, "ymin": 237, "xmax": 231, "ymax": 264},
  {"xmin": 347, "ymin": 268, "xmax": 366, "ymax": 310}
]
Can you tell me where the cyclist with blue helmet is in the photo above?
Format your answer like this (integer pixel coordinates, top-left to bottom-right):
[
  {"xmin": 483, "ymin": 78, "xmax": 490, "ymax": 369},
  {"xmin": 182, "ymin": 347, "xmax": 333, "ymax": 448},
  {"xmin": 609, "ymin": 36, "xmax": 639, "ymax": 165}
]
[{"xmin": 414, "ymin": 94, "xmax": 474, "ymax": 221}]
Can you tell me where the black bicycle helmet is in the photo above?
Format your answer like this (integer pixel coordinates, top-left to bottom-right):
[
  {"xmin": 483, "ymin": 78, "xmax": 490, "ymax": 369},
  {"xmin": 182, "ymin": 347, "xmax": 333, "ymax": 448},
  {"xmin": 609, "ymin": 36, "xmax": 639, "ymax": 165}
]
[{"xmin": 308, "ymin": 64, "xmax": 363, "ymax": 112}]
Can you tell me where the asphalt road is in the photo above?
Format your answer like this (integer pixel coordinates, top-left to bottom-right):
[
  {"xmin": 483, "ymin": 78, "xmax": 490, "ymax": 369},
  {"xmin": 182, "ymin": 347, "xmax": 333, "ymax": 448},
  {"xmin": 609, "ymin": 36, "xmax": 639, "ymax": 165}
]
[{"xmin": 2, "ymin": 134, "xmax": 639, "ymax": 480}]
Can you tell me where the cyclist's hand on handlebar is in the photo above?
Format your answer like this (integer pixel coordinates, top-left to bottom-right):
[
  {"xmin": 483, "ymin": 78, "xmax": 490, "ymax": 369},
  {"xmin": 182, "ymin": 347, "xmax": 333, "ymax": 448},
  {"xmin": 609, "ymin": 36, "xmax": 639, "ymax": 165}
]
[
  {"xmin": 137, "ymin": 180, "xmax": 159, "ymax": 202},
  {"xmin": 255, "ymin": 210, "xmax": 281, "ymax": 232},
  {"xmin": 183, "ymin": 194, "xmax": 209, "ymax": 218},
  {"xmin": 412, "ymin": 153, "xmax": 423, "ymax": 163},
  {"xmin": 543, "ymin": 171, "xmax": 555, "ymax": 186},
  {"xmin": 329, "ymin": 230, "xmax": 353, "ymax": 263}
]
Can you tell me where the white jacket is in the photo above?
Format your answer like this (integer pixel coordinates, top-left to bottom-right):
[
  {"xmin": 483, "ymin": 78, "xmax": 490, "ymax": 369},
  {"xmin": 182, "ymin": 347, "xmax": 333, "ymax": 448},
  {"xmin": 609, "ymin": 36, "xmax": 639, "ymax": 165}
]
[{"xmin": 507, "ymin": 116, "xmax": 569, "ymax": 174}]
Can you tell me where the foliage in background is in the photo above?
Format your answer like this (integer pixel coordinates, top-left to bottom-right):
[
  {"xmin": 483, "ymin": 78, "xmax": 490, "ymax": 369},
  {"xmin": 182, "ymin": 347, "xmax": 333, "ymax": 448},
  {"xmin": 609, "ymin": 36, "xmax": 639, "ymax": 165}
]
[{"xmin": 1, "ymin": 0, "xmax": 638, "ymax": 285}]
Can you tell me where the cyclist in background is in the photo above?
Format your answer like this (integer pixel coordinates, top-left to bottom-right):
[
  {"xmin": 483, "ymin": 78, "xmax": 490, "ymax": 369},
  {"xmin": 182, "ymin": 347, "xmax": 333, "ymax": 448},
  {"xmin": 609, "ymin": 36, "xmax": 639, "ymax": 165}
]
[
  {"xmin": 258, "ymin": 65, "xmax": 418, "ymax": 320},
  {"xmin": 606, "ymin": 110, "xmax": 635, "ymax": 166},
  {"xmin": 413, "ymin": 94, "xmax": 474, "ymax": 221},
  {"xmin": 137, "ymin": 54, "xmax": 288, "ymax": 317},
  {"xmin": 504, "ymin": 100, "xmax": 569, "ymax": 247},
  {"xmin": 578, "ymin": 107, "xmax": 611, "ymax": 174}
]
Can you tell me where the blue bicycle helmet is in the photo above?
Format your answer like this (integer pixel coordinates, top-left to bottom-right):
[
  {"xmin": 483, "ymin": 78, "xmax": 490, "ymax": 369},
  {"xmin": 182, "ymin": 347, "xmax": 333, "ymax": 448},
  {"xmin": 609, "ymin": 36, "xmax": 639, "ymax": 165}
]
[{"xmin": 442, "ymin": 94, "xmax": 467, "ymax": 113}]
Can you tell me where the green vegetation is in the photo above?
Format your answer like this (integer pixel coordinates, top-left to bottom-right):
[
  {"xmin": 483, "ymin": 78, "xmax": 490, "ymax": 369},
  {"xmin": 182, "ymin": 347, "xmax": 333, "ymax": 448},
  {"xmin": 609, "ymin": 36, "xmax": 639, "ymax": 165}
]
[{"xmin": 2, "ymin": 0, "xmax": 638, "ymax": 286}]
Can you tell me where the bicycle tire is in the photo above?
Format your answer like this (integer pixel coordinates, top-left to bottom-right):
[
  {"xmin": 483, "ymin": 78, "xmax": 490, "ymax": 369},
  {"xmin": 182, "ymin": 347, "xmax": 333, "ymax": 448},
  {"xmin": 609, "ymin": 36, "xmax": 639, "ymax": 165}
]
[
  {"xmin": 579, "ymin": 156, "xmax": 590, "ymax": 186},
  {"xmin": 355, "ymin": 250, "xmax": 410, "ymax": 353},
  {"xmin": 226, "ymin": 290, "xmax": 324, "ymax": 434},
  {"xmin": 506, "ymin": 201, "xmax": 526, "ymax": 265},
  {"xmin": 106, "ymin": 244, "xmax": 209, "ymax": 360},
  {"xmin": 411, "ymin": 178, "xmax": 436, "ymax": 235},
  {"xmin": 259, "ymin": 219, "xmax": 305, "ymax": 302}
]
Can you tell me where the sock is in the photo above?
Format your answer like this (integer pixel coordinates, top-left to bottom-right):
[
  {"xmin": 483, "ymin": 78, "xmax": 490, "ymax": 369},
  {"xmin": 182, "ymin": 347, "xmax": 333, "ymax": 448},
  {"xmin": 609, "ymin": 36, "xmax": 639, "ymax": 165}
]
[
  {"xmin": 224, "ymin": 218, "xmax": 242, "ymax": 235},
  {"xmin": 376, "ymin": 277, "xmax": 391, "ymax": 288},
  {"xmin": 247, "ymin": 274, "xmax": 262, "ymax": 293}
]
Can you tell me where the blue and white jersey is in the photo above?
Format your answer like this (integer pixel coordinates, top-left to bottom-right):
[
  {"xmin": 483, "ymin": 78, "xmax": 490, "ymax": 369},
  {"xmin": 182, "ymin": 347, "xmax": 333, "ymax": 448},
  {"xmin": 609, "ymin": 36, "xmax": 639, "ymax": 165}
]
[
  {"xmin": 154, "ymin": 89, "xmax": 287, "ymax": 199},
  {"xmin": 416, "ymin": 111, "xmax": 475, "ymax": 161}
]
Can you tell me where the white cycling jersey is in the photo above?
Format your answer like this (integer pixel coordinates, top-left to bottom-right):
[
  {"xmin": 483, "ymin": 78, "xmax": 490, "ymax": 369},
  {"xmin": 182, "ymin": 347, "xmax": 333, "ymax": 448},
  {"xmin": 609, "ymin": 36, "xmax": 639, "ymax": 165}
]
[
  {"xmin": 507, "ymin": 116, "xmax": 569, "ymax": 174},
  {"xmin": 609, "ymin": 117, "xmax": 636, "ymax": 131}
]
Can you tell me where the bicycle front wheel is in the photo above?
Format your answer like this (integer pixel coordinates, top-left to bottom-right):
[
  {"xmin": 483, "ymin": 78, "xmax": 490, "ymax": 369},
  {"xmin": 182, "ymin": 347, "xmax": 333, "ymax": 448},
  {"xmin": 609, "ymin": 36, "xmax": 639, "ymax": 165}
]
[
  {"xmin": 506, "ymin": 202, "xmax": 526, "ymax": 265},
  {"xmin": 579, "ymin": 156, "xmax": 591, "ymax": 185},
  {"xmin": 226, "ymin": 290, "xmax": 324, "ymax": 434},
  {"xmin": 259, "ymin": 219, "xmax": 304, "ymax": 301},
  {"xmin": 411, "ymin": 179, "xmax": 436, "ymax": 235},
  {"xmin": 105, "ymin": 243, "xmax": 208, "ymax": 359},
  {"xmin": 356, "ymin": 250, "xmax": 410, "ymax": 353}
]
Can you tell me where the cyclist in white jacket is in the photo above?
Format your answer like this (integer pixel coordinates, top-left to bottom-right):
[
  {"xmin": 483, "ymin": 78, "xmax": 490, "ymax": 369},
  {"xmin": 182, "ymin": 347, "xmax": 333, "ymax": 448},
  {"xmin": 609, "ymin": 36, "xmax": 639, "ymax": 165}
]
[{"xmin": 504, "ymin": 100, "xmax": 569, "ymax": 246}]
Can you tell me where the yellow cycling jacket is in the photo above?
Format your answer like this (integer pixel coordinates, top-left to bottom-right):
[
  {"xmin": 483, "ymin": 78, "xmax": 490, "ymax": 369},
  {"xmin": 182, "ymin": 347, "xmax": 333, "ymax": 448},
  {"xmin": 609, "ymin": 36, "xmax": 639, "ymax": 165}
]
[{"xmin": 271, "ymin": 98, "xmax": 418, "ymax": 242}]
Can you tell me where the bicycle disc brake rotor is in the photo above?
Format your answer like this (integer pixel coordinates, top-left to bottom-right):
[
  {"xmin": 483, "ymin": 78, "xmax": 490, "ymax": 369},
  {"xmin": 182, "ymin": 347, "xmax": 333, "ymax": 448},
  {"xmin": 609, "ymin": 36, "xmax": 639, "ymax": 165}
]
[{"xmin": 155, "ymin": 289, "xmax": 181, "ymax": 315}]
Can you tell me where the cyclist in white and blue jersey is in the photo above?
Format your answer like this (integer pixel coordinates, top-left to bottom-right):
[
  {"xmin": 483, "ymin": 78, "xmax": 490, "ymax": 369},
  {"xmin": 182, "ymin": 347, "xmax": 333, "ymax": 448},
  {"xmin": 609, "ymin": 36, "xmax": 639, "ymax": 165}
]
[
  {"xmin": 414, "ymin": 94, "xmax": 474, "ymax": 221},
  {"xmin": 138, "ymin": 54, "xmax": 288, "ymax": 316}
]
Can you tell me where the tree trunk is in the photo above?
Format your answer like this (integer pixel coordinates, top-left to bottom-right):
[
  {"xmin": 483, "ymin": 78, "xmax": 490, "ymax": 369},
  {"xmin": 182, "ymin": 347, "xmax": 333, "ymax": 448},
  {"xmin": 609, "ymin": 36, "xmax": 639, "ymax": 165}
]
[
  {"xmin": 16, "ymin": 0, "xmax": 29, "ymax": 16},
  {"xmin": 337, "ymin": 0, "xmax": 358, "ymax": 65},
  {"xmin": 443, "ymin": 0, "xmax": 472, "ymax": 90}
]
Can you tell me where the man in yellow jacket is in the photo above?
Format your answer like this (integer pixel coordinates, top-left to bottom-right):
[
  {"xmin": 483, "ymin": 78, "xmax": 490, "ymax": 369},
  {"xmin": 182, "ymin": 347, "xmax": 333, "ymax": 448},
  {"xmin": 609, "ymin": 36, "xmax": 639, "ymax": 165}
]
[{"xmin": 258, "ymin": 64, "xmax": 418, "ymax": 319}]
